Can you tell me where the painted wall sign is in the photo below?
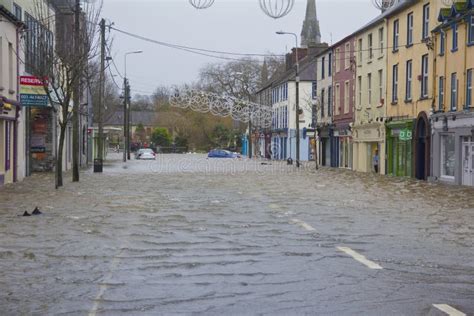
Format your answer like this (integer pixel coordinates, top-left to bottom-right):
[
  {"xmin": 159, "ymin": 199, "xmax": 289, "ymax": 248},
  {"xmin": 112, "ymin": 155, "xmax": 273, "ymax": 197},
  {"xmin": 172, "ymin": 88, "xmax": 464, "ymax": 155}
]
[{"xmin": 20, "ymin": 76, "xmax": 48, "ymax": 107}]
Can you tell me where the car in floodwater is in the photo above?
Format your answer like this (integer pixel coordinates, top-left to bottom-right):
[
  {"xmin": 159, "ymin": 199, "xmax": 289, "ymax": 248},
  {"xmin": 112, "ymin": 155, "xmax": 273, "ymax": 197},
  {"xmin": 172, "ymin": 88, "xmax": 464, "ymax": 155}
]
[
  {"xmin": 207, "ymin": 149, "xmax": 240, "ymax": 158},
  {"xmin": 135, "ymin": 148, "xmax": 156, "ymax": 160}
]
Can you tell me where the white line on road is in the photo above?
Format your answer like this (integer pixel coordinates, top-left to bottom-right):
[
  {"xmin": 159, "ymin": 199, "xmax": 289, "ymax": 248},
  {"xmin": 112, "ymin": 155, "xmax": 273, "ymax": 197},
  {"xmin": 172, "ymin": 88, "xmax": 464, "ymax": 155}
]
[
  {"xmin": 336, "ymin": 246, "xmax": 383, "ymax": 270},
  {"xmin": 433, "ymin": 304, "xmax": 466, "ymax": 316},
  {"xmin": 89, "ymin": 250, "xmax": 123, "ymax": 316},
  {"xmin": 290, "ymin": 218, "xmax": 316, "ymax": 232}
]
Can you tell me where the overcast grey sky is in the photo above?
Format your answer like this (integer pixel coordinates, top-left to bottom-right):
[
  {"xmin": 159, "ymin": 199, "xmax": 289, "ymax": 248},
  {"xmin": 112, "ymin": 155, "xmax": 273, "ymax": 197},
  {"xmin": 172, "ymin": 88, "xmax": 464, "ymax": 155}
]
[{"xmin": 102, "ymin": 0, "xmax": 379, "ymax": 95}]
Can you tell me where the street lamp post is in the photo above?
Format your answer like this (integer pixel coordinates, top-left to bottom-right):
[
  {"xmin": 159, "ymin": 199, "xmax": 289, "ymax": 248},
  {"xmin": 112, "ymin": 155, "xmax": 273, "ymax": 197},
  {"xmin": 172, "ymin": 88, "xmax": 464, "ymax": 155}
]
[
  {"xmin": 123, "ymin": 50, "xmax": 143, "ymax": 162},
  {"xmin": 276, "ymin": 31, "xmax": 300, "ymax": 167}
]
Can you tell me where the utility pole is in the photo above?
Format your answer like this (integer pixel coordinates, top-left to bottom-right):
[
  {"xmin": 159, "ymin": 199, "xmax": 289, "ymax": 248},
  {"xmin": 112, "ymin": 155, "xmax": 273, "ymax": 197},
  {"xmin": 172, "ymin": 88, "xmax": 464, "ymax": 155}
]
[
  {"xmin": 248, "ymin": 107, "xmax": 252, "ymax": 159},
  {"xmin": 95, "ymin": 18, "xmax": 106, "ymax": 172},
  {"xmin": 127, "ymin": 82, "xmax": 131, "ymax": 160},
  {"xmin": 72, "ymin": 0, "xmax": 81, "ymax": 181},
  {"xmin": 123, "ymin": 78, "xmax": 128, "ymax": 162}
]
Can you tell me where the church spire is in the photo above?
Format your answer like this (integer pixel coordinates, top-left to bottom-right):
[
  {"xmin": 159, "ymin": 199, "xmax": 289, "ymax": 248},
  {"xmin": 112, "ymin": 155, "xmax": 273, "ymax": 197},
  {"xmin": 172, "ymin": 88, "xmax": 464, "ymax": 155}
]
[{"xmin": 301, "ymin": 0, "xmax": 321, "ymax": 47}]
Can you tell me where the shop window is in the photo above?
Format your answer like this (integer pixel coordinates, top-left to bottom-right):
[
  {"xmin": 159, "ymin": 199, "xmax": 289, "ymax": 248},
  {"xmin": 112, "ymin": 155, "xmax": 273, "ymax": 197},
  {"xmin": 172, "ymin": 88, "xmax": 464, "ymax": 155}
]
[{"xmin": 441, "ymin": 134, "xmax": 455, "ymax": 179}]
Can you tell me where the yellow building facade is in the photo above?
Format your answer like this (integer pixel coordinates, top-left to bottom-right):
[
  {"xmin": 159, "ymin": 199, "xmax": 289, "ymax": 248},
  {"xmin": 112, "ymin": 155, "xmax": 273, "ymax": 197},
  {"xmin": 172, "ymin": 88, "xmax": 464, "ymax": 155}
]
[
  {"xmin": 431, "ymin": 0, "xmax": 474, "ymax": 186},
  {"xmin": 386, "ymin": 0, "xmax": 447, "ymax": 179},
  {"xmin": 353, "ymin": 18, "xmax": 387, "ymax": 174}
]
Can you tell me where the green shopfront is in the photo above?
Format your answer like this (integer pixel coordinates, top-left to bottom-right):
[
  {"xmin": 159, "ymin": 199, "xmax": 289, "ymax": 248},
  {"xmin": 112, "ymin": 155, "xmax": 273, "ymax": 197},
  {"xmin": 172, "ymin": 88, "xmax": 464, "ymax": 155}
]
[{"xmin": 386, "ymin": 120, "xmax": 414, "ymax": 177}]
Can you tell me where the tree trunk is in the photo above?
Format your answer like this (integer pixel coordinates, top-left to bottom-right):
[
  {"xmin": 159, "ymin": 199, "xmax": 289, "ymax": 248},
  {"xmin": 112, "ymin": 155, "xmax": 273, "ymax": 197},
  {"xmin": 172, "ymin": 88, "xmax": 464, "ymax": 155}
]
[
  {"xmin": 56, "ymin": 124, "xmax": 67, "ymax": 188},
  {"xmin": 72, "ymin": 95, "xmax": 80, "ymax": 182}
]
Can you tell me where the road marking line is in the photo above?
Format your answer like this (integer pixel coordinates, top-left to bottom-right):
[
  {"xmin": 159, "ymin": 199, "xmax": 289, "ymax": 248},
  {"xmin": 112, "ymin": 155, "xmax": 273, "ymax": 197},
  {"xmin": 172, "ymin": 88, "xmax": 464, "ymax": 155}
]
[
  {"xmin": 336, "ymin": 246, "xmax": 383, "ymax": 270},
  {"xmin": 290, "ymin": 218, "xmax": 316, "ymax": 232},
  {"xmin": 89, "ymin": 251, "xmax": 123, "ymax": 316},
  {"xmin": 433, "ymin": 304, "xmax": 466, "ymax": 316}
]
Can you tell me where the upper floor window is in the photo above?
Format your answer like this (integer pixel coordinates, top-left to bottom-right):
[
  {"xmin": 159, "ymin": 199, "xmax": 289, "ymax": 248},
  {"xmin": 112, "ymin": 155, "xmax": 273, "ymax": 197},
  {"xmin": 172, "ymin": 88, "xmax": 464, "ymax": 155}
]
[
  {"xmin": 312, "ymin": 81, "xmax": 317, "ymax": 99},
  {"xmin": 407, "ymin": 12, "xmax": 414, "ymax": 46},
  {"xmin": 469, "ymin": 16, "xmax": 474, "ymax": 44},
  {"xmin": 358, "ymin": 76, "xmax": 362, "ymax": 107},
  {"xmin": 328, "ymin": 86, "xmax": 332, "ymax": 116},
  {"xmin": 321, "ymin": 89, "xmax": 325, "ymax": 117},
  {"xmin": 13, "ymin": 3, "xmax": 22, "ymax": 21},
  {"xmin": 379, "ymin": 27, "xmax": 384, "ymax": 55},
  {"xmin": 406, "ymin": 60, "xmax": 413, "ymax": 101},
  {"xmin": 321, "ymin": 57, "xmax": 325, "ymax": 79},
  {"xmin": 378, "ymin": 69, "xmax": 383, "ymax": 104},
  {"xmin": 392, "ymin": 64, "xmax": 398, "ymax": 103},
  {"xmin": 358, "ymin": 38, "xmax": 363, "ymax": 63},
  {"xmin": 368, "ymin": 73, "xmax": 372, "ymax": 106},
  {"xmin": 452, "ymin": 24, "xmax": 458, "ymax": 52},
  {"xmin": 368, "ymin": 33, "xmax": 373, "ymax": 60},
  {"xmin": 439, "ymin": 76, "xmax": 445, "ymax": 111},
  {"xmin": 421, "ymin": 54, "xmax": 429, "ymax": 98},
  {"xmin": 439, "ymin": 31, "xmax": 445, "ymax": 55},
  {"xmin": 328, "ymin": 53, "xmax": 332, "ymax": 76},
  {"xmin": 451, "ymin": 73, "xmax": 457, "ymax": 111},
  {"xmin": 344, "ymin": 81, "xmax": 350, "ymax": 113},
  {"xmin": 393, "ymin": 19, "xmax": 399, "ymax": 51},
  {"xmin": 422, "ymin": 3, "xmax": 430, "ymax": 40},
  {"xmin": 466, "ymin": 69, "xmax": 472, "ymax": 108},
  {"xmin": 345, "ymin": 43, "xmax": 351, "ymax": 70},
  {"xmin": 335, "ymin": 48, "xmax": 340, "ymax": 73}
]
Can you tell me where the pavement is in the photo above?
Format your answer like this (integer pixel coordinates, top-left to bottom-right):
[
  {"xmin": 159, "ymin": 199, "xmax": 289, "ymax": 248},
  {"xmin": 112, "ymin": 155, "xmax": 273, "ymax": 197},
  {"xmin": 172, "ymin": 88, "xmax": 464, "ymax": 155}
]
[{"xmin": 0, "ymin": 153, "xmax": 473, "ymax": 315}]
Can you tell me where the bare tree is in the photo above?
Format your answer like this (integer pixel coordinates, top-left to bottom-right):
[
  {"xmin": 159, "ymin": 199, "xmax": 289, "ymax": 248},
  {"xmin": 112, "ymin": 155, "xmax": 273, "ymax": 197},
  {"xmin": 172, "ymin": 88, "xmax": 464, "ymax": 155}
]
[
  {"xmin": 199, "ymin": 58, "xmax": 262, "ymax": 101},
  {"xmin": 28, "ymin": 0, "xmax": 102, "ymax": 188}
]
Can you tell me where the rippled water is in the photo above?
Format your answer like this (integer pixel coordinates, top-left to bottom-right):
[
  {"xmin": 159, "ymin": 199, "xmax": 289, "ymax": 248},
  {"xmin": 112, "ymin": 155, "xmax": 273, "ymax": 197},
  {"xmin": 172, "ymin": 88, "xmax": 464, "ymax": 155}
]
[{"xmin": 0, "ymin": 154, "xmax": 473, "ymax": 315}]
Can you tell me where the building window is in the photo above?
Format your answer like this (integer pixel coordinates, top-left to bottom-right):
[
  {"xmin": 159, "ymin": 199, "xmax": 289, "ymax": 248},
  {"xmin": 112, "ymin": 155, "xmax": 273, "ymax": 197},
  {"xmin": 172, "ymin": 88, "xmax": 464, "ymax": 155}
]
[
  {"xmin": 406, "ymin": 60, "xmax": 412, "ymax": 101},
  {"xmin": 344, "ymin": 81, "xmax": 350, "ymax": 113},
  {"xmin": 335, "ymin": 84, "xmax": 340, "ymax": 115},
  {"xmin": 24, "ymin": 13, "xmax": 54, "ymax": 74},
  {"xmin": 328, "ymin": 86, "xmax": 332, "ymax": 116},
  {"xmin": 378, "ymin": 69, "xmax": 383, "ymax": 105},
  {"xmin": 422, "ymin": 3, "xmax": 430, "ymax": 40},
  {"xmin": 421, "ymin": 54, "xmax": 429, "ymax": 98},
  {"xmin": 469, "ymin": 16, "xmax": 474, "ymax": 44},
  {"xmin": 8, "ymin": 43, "xmax": 14, "ymax": 92},
  {"xmin": 379, "ymin": 27, "xmax": 384, "ymax": 55},
  {"xmin": 335, "ymin": 48, "xmax": 340, "ymax": 73},
  {"xmin": 467, "ymin": 69, "xmax": 472, "ymax": 108},
  {"xmin": 328, "ymin": 53, "xmax": 332, "ymax": 76},
  {"xmin": 358, "ymin": 38, "xmax": 363, "ymax": 63},
  {"xmin": 439, "ymin": 76, "xmax": 444, "ymax": 111},
  {"xmin": 358, "ymin": 76, "xmax": 362, "ymax": 107},
  {"xmin": 312, "ymin": 81, "xmax": 317, "ymax": 99},
  {"xmin": 452, "ymin": 24, "xmax": 458, "ymax": 52},
  {"xmin": 393, "ymin": 19, "xmax": 399, "ymax": 51},
  {"xmin": 451, "ymin": 72, "xmax": 457, "ymax": 111},
  {"xmin": 407, "ymin": 12, "xmax": 414, "ymax": 46},
  {"xmin": 345, "ymin": 43, "xmax": 351, "ymax": 70},
  {"xmin": 392, "ymin": 64, "xmax": 398, "ymax": 103},
  {"xmin": 321, "ymin": 57, "xmax": 325, "ymax": 79},
  {"xmin": 441, "ymin": 134, "xmax": 455, "ymax": 179},
  {"xmin": 368, "ymin": 73, "xmax": 372, "ymax": 107},
  {"xmin": 13, "ymin": 3, "xmax": 22, "ymax": 21},
  {"xmin": 368, "ymin": 33, "xmax": 373, "ymax": 60},
  {"xmin": 440, "ymin": 31, "xmax": 445, "ymax": 55},
  {"xmin": 321, "ymin": 89, "xmax": 325, "ymax": 117}
]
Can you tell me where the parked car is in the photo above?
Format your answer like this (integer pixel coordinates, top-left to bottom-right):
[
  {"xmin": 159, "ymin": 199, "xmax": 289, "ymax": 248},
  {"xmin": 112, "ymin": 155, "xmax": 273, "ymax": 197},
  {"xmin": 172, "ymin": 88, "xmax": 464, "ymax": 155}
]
[
  {"xmin": 208, "ymin": 149, "xmax": 239, "ymax": 158},
  {"xmin": 135, "ymin": 148, "xmax": 156, "ymax": 160}
]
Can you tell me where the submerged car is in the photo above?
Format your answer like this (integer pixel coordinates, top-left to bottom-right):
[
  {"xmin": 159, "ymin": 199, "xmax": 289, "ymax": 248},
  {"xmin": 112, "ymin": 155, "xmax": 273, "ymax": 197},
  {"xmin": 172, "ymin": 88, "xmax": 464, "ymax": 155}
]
[
  {"xmin": 208, "ymin": 149, "xmax": 240, "ymax": 158},
  {"xmin": 135, "ymin": 148, "xmax": 156, "ymax": 160}
]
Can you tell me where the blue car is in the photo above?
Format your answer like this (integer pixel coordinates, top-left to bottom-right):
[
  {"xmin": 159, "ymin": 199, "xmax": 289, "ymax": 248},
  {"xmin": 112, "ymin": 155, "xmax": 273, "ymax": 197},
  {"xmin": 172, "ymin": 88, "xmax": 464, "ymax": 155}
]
[{"xmin": 208, "ymin": 149, "xmax": 240, "ymax": 158}]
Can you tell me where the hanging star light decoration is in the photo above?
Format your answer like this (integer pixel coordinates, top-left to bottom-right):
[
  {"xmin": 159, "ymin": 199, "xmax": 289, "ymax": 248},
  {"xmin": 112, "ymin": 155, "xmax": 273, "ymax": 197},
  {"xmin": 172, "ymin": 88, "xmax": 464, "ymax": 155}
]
[
  {"xmin": 259, "ymin": 0, "xmax": 295, "ymax": 19},
  {"xmin": 189, "ymin": 0, "xmax": 215, "ymax": 9}
]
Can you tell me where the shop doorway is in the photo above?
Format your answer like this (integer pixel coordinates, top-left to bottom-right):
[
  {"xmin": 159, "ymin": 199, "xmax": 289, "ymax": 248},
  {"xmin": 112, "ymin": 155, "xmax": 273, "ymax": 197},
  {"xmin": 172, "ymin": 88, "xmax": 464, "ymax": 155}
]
[
  {"xmin": 462, "ymin": 137, "xmax": 474, "ymax": 186},
  {"xmin": 415, "ymin": 113, "xmax": 430, "ymax": 180}
]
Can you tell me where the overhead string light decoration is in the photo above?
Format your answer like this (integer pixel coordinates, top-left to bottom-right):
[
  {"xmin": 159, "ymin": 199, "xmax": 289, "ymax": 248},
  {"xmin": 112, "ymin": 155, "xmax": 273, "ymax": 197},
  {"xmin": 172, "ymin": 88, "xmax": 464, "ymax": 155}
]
[
  {"xmin": 259, "ymin": 0, "xmax": 295, "ymax": 19},
  {"xmin": 189, "ymin": 0, "xmax": 215, "ymax": 9},
  {"xmin": 170, "ymin": 89, "xmax": 272, "ymax": 128},
  {"xmin": 371, "ymin": 0, "xmax": 396, "ymax": 11}
]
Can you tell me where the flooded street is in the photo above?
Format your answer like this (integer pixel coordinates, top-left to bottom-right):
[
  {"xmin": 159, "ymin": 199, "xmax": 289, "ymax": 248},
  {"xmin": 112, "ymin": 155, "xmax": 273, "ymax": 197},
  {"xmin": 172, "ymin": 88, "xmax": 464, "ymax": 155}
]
[{"xmin": 0, "ymin": 154, "xmax": 473, "ymax": 315}]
